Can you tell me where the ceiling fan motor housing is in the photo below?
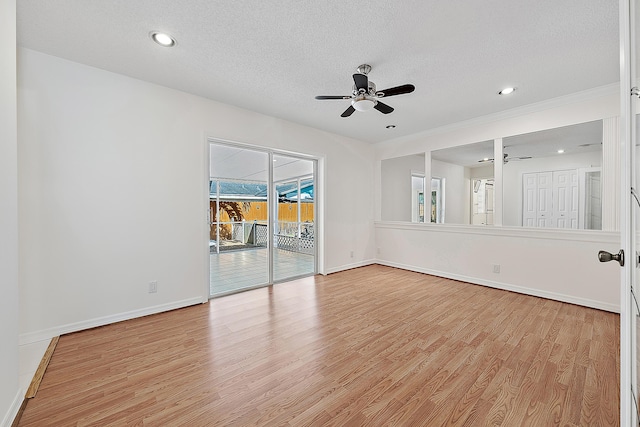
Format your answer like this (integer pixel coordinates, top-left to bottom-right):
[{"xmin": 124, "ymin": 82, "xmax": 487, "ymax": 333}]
[
  {"xmin": 353, "ymin": 80, "xmax": 376, "ymax": 96},
  {"xmin": 351, "ymin": 71, "xmax": 378, "ymax": 111}
]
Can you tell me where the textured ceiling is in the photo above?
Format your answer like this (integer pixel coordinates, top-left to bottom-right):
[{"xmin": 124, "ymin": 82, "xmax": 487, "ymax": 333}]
[{"xmin": 16, "ymin": 0, "xmax": 619, "ymax": 144}]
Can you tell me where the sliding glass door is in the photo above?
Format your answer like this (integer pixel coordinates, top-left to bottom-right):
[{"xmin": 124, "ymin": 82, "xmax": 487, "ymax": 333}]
[
  {"xmin": 209, "ymin": 145, "xmax": 270, "ymax": 296},
  {"xmin": 208, "ymin": 142, "xmax": 316, "ymax": 297},
  {"xmin": 272, "ymin": 154, "xmax": 315, "ymax": 282}
]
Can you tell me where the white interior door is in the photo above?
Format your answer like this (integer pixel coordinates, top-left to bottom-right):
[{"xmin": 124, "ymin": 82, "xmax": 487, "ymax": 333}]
[
  {"xmin": 522, "ymin": 173, "xmax": 537, "ymax": 226},
  {"xmin": 633, "ymin": 3, "xmax": 640, "ymax": 423},
  {"xmin": 552, "ymin": 170, "xmax": 578, "ymax": 228},
  {"xmin": 522, "ymin": 171, "xmax": 555, "ymax": 227},
  {"xmin": 537, "ymin": 172, "xmax": 553, "ymax": 227},
  {"xmin": 523, "ymin": 170, "xmax": 579, "ymax": 229},
  {"xmin": 616, "ymin": 0, "xmax": 639, "ymax": 424}
]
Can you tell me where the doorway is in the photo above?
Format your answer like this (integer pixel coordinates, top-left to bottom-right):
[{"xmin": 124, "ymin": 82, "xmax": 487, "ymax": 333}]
[
  {"xmin": 208, "ymin": 142, "xmax": 317, "ymax": 297},
  {"xmin": 471, "ymin": 178, "xmax": 494, "ymax": 225},
  {"xmin": 431, "ymin": 177, "xmax": 444, "ymax": 223},
  {"xmin": 411, "ymin": 173, "xmax": 425, "ymax": 223},
  {"xmin": 578, "ymin": 167, "xmax": 602, "ymax": 230}
]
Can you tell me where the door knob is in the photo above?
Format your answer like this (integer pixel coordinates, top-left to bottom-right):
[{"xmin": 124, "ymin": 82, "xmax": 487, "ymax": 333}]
[{"xmin": 598, "ymin": 249, "xmax": 624, "ymax": 267}]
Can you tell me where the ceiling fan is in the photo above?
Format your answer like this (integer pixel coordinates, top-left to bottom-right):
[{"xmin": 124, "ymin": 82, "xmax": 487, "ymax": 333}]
[
  {"xmin": 315, "ymin": 64, "xmax": 415, "ymax": 117},
  {"xmin": 478, "ymin": 153, "xmax": 532, "ymax": 164}
]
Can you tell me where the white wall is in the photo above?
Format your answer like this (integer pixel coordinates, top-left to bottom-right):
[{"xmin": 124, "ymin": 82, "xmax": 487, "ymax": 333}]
[
  {"xmin": 0, "ymin": 0, "xmax": 21, "ymax": 425},
  {"xmin": 431, "ymin": 159, "xmax": 468, "ymax": 224},
  {"xmin": 470, "ymin": 164, "xmax": 494, "ymax": 179},
  {"xmin": 17, "ymin": 48, "xmax": 375, "ymax": 343},
  {"xmin": 376, "ymin": 223, "xmax": 619, "ymax": 312},
  {"xmin": 374, "ymin": 88, "xmax": 621, "ymax": 312},
  {"xmin": 381, "ymin": 154, "xmax": 424, "ymax": 221}
]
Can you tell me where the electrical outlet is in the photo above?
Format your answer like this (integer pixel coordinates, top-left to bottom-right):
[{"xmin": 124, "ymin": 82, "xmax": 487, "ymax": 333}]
[
  {"xmin": 377, "ymin": 247, "xmax": 381, "ymax": 255},
  {"xmin": 350, "ymin": 250, "xmax": 354, "ymax": 258},
  {"xmin": 149, "ymin": 281, "xmax": 158, "ymax": 293},
  {"xmin": 493, "ymin": 265, "xmax": 501, "ymax": 274}
]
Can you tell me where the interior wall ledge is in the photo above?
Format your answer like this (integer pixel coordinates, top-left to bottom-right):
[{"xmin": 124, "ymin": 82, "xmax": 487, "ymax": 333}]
[{"xmin": 374, "ymin": 221, "xmax": 619, "ymax": 243}]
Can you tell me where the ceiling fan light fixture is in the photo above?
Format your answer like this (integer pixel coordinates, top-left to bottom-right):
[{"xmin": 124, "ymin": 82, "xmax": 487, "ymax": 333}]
[
  {"xmin": 352, "ymin": 97, "xmax": 376, "ymax": 112},
  {"xmin": 150, "ymin": 31, "xmax": 176, "ymax": 47},
  {"xmin": 315, "ymin": 66, "xmax": 414, "ymax": 117}
]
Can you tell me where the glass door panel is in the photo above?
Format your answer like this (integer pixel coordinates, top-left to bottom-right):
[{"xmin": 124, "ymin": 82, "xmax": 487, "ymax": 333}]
[
  {"xmin": 209, "ymin": 144, "xmax": 270, "ymax": 297},
  {"xmin": 272, "ymin": 154, "xmax": 316, "ymax": 282}
]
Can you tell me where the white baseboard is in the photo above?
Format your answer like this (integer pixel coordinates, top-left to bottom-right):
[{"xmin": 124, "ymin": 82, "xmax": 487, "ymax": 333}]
[
  {"xmin": 1, "ymin": 389, "xmax": 24, "ymax": 427},
  {"xmin": 324, "ymin": 259, "xmax": 376, "ymax": 275},
  {"xmin": 19, "ymin": 297, "xmax": 206, "ymax": 345},
  {"xmin": 377, "ymin": 260, "xmax": 620, "ymax": 313}
]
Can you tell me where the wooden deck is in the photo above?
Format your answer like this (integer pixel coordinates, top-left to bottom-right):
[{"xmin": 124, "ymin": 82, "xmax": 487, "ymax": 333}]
[
  {"xmin": 210, "ymin": 247, "xmax": 315, "ymax": 296},
  {"xmin": 18, "ymin": 265, "xmax": 619, "ymax": 426}
]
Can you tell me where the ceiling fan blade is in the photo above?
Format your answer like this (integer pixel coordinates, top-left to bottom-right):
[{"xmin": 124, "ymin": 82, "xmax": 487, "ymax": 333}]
[
  {"xmin": 341, "ymin": 105, "xmax": 356, "ymax": 117},
  {"xmin": 315, "ymin": 95, "xmax": 352, "ymax": 100},
  {"xmin": 376, "ymin": 84, "xmax": 416, "ymax": 97},
  {"xmin": 504, "ymin": 154, "xmax": 532, "ymax": 161},
  {"xmin": 353, "ymin": 73, "xmax": 369, "ymax": 91},
  {"xmin": 374, "ymin": 101, "xmax": 394, "ymax": 114}
]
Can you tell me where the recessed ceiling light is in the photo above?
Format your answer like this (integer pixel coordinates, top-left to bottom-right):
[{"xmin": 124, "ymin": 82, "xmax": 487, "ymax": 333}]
[
  {"xmin": 386, "ymin": 125, "xmax": 396, "ymax": 129},
  {"xmin": 557, "ymin": 149, "xmax": 565, "ymax": 154},
  {"xmin": 150, "ymin": 32, "xmax": 176, "ymax": 47},
  {"xmin": 498, "ymin": 87, "xmax": 516, "ymax": 95}
]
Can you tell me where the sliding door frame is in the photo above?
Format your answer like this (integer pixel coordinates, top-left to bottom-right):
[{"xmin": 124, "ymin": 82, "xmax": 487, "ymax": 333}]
[
  {"xmin": 205, "ymin": 137, "xmax": 319, "ymax": 298},
  {"xmin": 272, "ymin": 157, "xmax": 318, "ymax": 284}
]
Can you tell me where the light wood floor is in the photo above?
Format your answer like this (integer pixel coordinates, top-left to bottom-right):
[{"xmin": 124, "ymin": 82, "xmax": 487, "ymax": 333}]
[{"xmin": 18, "ymin": 265, "xmax": 619, "ymax": 426}]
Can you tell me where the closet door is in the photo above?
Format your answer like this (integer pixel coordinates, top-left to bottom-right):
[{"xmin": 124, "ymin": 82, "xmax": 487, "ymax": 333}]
[
  {"xmin": 522, "ymin": 173, "xmax": 537, "ymax": 227},
  {"xmin": 536, "ymin": 172, "xmax": 553, "ymax": 227},
  {"xmin": 522, "ymin": 172, "xmax": 553, "ymax": 227},
  {"xmin": 552, "ymin": 170, "xmax": 578, "ymax": 229}
]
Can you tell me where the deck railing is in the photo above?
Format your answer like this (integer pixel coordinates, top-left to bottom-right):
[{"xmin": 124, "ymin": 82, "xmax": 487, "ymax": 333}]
[
  {"xmin": 210, "ymin": 221, "xmax": 314, "ymax": 255},
  {"xmin": 274, "ymin": 221, "xmax": 314, "ymax": 255}
]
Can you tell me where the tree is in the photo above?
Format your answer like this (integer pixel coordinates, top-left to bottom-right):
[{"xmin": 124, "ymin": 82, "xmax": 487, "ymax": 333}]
[{"xmin": 209, "ymin": 201, "xmax": 250, "ymax": 240}]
